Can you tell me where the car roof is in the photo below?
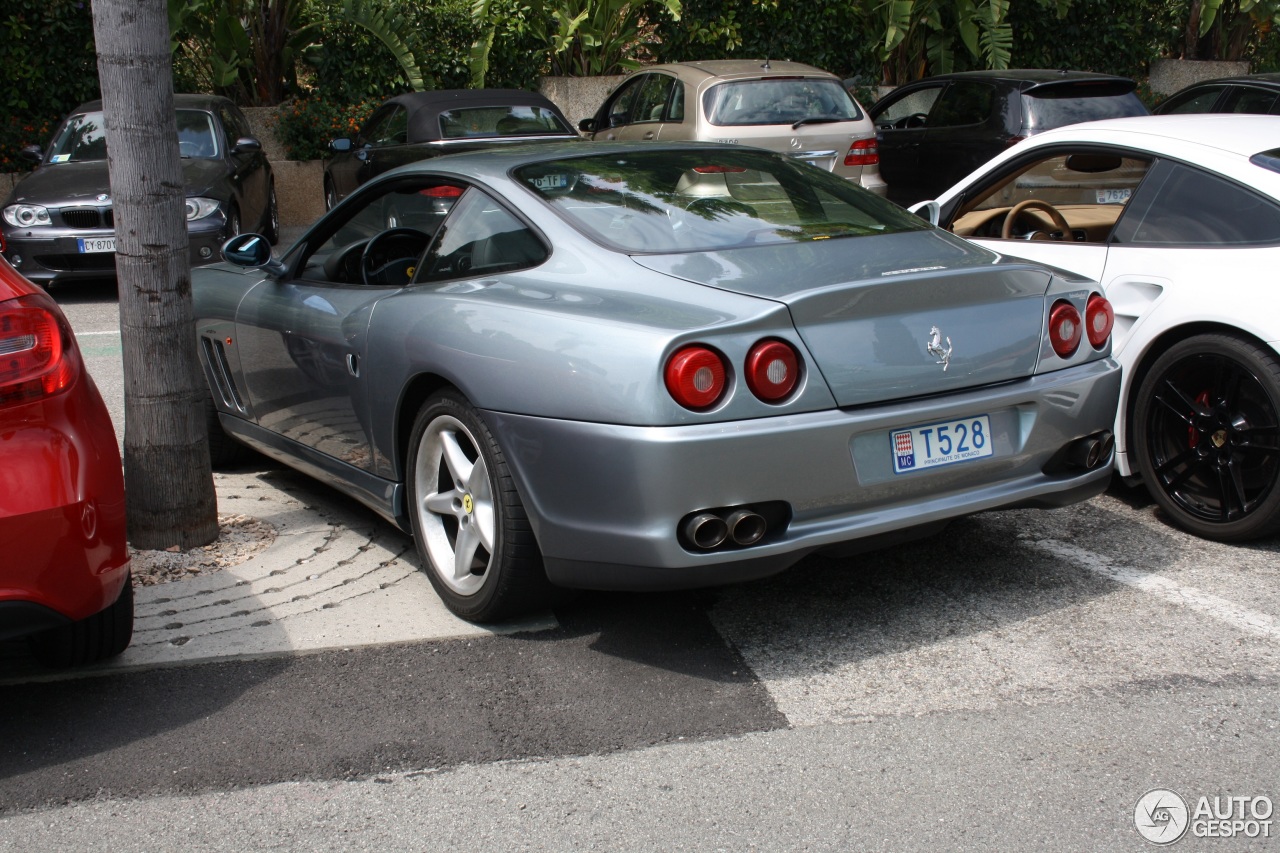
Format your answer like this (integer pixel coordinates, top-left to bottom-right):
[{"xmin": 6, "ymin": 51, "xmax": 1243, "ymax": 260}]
[
  {"xmin": 641, "ymin": 60, "xmax": 839, "ymax": 82},
  {"xmin": 900, "ymin": 69, "xmax": 1134, "ymax": 89},
  {"xmin": 68, "ymin": 93, "xmax": 234, "ymax": 114},
  {"xmin": 1167, "ymin": 72, "xmax": 1280, "ymax": 90},
  {"xmin": 1028, "ymin": 112, "xmax": 1280, "ymax": 157},
  {"xmin": 377, "ymin": 89, "xmax": 572, "ymax": 141}
]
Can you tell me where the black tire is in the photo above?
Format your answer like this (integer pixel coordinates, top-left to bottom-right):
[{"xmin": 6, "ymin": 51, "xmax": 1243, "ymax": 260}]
[
  {"xmin": 205, "ymin": 389, "xmax": 248, "ymax": 468},
  {"xmin": 264, "ymin": 183, "xmax": 280, "ymax": 245},
  {"xmin": 30, "ymin": 573, "xmax": 134, "ymax": 668},
  {"xmin": 405, "ymin": 391, "xmax": 550, "ymax": 621},
  {"xmin": 1133, "ymin": 333, "xmax": 1280, "ymax": 541}
]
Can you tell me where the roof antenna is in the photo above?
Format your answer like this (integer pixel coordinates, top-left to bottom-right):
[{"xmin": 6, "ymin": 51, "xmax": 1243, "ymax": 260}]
[{"xmin": 762, "ymin": 57, "xmax": 771, "ymax": 71}]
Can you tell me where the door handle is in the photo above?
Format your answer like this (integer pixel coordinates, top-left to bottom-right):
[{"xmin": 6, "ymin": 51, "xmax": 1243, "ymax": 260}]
[
  {"xmin": 643, "ymin": 131, "xmax": 656, "ymax": 140},
  {"xmin": 346, "ymin": 353, "xmax": 360, "ymax": 377}
]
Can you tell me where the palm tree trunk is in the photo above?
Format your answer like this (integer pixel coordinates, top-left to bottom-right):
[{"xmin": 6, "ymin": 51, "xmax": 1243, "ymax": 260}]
[{"xmin": 90, "ymin": 0, "xmax": 219, "ymax": 550}]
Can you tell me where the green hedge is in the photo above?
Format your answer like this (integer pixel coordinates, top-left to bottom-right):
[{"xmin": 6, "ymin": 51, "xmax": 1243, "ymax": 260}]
[{"xmin": 0, "ymin": 0, "xmax": 99, "ymax": 170}]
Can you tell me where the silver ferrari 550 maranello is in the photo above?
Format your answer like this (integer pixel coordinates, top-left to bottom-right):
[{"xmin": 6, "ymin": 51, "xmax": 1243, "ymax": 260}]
[{"xmin": 196, "ymin": 141, "xmax": 1122, "ymax": 622}]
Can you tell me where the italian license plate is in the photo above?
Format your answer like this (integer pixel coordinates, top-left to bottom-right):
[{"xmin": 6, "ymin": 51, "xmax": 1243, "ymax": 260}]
[
  {"xmin": 77, "ymin": 236, "xmax": 116, "ymax": 253},
  {"xmin": 891, "ymin": 414, "xmax": 994, "ymax": 474},
  {"xmin": 1095, "ymin": 188, "xmax": 1131, "ymax": 204}
]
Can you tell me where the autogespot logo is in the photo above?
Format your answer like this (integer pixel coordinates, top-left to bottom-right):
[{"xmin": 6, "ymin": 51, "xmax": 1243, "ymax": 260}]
[{"xmin": 1135, "ymin": 789, "xmax": 1190, "ymax": 845}]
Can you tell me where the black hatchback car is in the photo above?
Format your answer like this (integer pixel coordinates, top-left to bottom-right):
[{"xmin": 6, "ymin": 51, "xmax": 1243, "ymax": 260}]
[
  {"xmin": 869, "ymin": 70, "xmax": 1148, "ymax": 205},
  {"xmin": 1154, "ymin": 72, "xmax": 1280, "ymax": 116},
  {"xmin": 1, "ymin": 94, "xmax": 276, "ymax": 287}
]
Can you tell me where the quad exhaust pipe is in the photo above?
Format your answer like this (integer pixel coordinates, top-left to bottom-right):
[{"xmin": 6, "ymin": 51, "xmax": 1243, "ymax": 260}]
[{"xmin": 682, "ymin": 507, "xmax": 770, "ymax": 551}]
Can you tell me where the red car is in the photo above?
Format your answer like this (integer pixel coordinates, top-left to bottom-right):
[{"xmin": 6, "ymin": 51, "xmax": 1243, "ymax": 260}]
[{"xmin": 0, "ymin": 255, "xmax": 132, "ymax": 666}]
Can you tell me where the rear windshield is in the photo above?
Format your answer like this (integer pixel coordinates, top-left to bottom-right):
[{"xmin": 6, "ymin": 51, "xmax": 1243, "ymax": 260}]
[
  {"xmin": 439, "ymin": 105, "xmax": 573, "ymax": 139},
  {"xmin": 702, "ymin": 77, "xmax": 862, "ymax": 127},
  {"xmin": 513, "ymin": 148, "xmax": 926, "ymax": 254},
  {"xmin": 1024, "ymin": 84, "xmax": 1147, "ymax": 131}
]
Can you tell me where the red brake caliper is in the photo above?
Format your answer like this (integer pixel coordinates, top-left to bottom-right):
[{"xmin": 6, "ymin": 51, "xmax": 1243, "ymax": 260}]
[{"xmin": 1188, "ymin": 390, "xmax": 1210, "ymax": 448}]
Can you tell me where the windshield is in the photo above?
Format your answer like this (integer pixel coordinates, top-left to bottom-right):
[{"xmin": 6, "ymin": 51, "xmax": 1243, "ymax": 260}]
[
  {"xmin": 439, "ymin": 105, "xmax": 574, "ymax": 139},
  {"xmin": 514, "ymin": 148, "xmax": 926, "ymax": 254},
  {"xmin": 46, "ymin": 109, "xmax": 219, "ymax": 163},
  {"xmin": 702, "ymin": 77, "xmax": 862, "ymax": 127},
  {"xmin": 1024, "ymin": 85, "xmax": 1147, "ymax": 131}
]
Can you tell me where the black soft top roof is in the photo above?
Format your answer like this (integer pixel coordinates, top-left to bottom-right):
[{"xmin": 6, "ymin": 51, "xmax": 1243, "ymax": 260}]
[{"xmin": 381, "ymin": 89, "xmax": 573, "ymax": 142}]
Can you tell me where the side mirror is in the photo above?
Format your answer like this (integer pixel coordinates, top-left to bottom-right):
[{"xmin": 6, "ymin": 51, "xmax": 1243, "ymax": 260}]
[
  {"xmin": 329, "ymin": 137, "xmax": 353, "ymax": 153},
  {"xmin": 20, "ymin": 145, "xmax": 43, "ymax": 164},
  {"xmin": 222, "ymin": 233, "xmax": 287, "ymax": 277},
  {"xmin": 907, "ymin": 200, "xmax": 940, "ymax": 227},
  {"xmin": 577, "ymin": 118, "xmax": 597, "ymax": 134},
  {"xmin": 232, "ymin": 136, "xmax": 262, "ymax": 153}
]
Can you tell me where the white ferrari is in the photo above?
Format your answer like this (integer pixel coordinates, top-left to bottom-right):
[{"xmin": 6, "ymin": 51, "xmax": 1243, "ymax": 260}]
[{"xmin": 923, "ymin": 114, "xmax": 1280, "ymax": 541}]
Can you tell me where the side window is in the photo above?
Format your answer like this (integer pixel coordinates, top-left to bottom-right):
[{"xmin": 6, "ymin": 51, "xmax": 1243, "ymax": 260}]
[
  {"xmin": 632, "ymin": 74, "xmax": 677, "ymax": 123},
  {"xmin": 668, "ymin": 81, "xmax": 686, "ymax": 122},
  {"xmin": 421, "ymin": 190, "xmax": 547, "ymax": 281},
  {"xmin": 1223, "ymin": 86, "xmax": 1279, "ymax": 114},
  {"xmin": 1115, "ymin": 159, "xmax": 1280, "ymax": 246},
  {"xmin": 359, "ymin": 106, "xmax": 407, "ymax": 147},
  {"xmin": 928, "ymin": 82, "xmax": 995, "ymax": 128},
  {"xmin": 873, "ymin": 85, "xmax": 944, "ymax": 129},
  {"xmin": 1159, "ymin": 86, "xmax": 1225, "ymax": 114},
  {"xmin": 606, "ymin": 76, "xmax": 646, "ymax": 128},
  {"xmin": 951, "ymin": 149, "xmax": 1152, "ymax": 242}
]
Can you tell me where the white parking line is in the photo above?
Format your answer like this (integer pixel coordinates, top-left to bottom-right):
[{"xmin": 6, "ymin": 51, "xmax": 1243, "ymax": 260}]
[{"xmin": 1030, "ymin": 538, "xmax": 1280, "ymax": 641}]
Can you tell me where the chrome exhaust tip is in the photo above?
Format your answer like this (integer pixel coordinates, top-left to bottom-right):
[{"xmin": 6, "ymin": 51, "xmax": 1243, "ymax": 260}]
[
  {"xmin": 683, "ymin": 512, "xmax": 729, "ymax": 550},
  {"xmin": 1066, "ymin": 430, "xmax": 1114, "ymax": 470},
  {"xmin": 725, "ymin": 509, "xmax": 767, "ymax": 546}
]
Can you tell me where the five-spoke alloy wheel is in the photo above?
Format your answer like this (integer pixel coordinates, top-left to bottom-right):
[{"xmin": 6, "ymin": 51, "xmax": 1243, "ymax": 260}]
[
  {"xmin": 1134, "ymin": 333, "xmax": 1280, "ymax": 541},
  {"xmin": 406, "ymin": 392, "xmax": 547, "ymax": 621}
]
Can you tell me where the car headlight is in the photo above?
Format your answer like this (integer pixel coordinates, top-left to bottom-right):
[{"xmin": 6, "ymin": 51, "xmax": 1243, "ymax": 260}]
[
  {"xmin": 185, "ymin": 197, "xmax": 221, "ymax": 221},
  {"xmin": 3, "ymin": 204, "xmax": 52, "ymax": 227}
]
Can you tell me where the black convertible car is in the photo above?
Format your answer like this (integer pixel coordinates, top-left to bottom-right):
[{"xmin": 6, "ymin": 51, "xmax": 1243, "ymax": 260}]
[{"xmin": 323, "ymin": 89, "xmax": 580, "ymax": 212}]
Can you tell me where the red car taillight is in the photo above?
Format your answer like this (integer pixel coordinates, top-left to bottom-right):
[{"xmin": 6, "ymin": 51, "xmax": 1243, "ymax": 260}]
[
  {"xmin": 0, "ymin": 293, "xmax": 78, "ymax": 406},
  {"xmin": 844, "ymin": 138, "xmax": 878, "ymax": 167},
  {"xmin": 745, "ymin": 339, "xmax": 800, "ymax": 402},
  {"xmin": 1085, "ymin": 292, "xmax": 1114, "ymax": 349},
  {"xmin": 1047, "ymin": 299, "xmax": 1082, "ymax": 359},
  {"xmin": 665, "ymin": 345, "xmax": 727, "ymax": 410}
]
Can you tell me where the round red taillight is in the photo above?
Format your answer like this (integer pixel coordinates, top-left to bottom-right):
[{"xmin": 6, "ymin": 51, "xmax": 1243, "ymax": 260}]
[
  {"xmin": 745, "ymin": 339, "xmax": 800, "ymax": 402},
  {"xmin": 844, "ymin": 138, "xmax": 878, "ymax": 167},
  {"xmin": 1085, "ymin": 292, "xmax": 1114, "ymax": 349},
  {"xmin": 665, "ymin": 345, "xmax": 727, "ymax": 410},
  {"xmin": 1048, "ymin": 299, "xmax": 1082, "ymax": 358}
]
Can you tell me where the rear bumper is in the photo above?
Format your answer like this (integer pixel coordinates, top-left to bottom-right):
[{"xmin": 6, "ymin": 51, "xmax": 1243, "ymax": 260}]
[{"xmin": 485, "ymin": 357, "xmax": 1121, "ymax": 590}]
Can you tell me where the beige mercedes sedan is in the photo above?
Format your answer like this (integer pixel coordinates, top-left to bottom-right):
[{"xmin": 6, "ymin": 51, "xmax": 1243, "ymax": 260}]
[{"xmin": 578, "ymin": 60, "xmax": 887, "ymax": 195}]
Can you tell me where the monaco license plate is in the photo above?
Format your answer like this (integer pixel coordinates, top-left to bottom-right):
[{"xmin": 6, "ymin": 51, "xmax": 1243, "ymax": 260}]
[
  {"xmin": 77, "ymin": 236, "xmax": 116, "ymax": 253},
  {"xmin": 533, "ymin": 174, "xmax": 567, "ymax": 190},
  {"xmin": 891, "ymin": 414, "xmax": 993, "ymax": 474}
]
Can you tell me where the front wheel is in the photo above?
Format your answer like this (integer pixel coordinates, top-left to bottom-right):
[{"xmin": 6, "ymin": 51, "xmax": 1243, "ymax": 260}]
[
  {"xmin": 406, "ymin": 392, "xmax": 549, "ymax": 621},
  {"xmin": 1133, "ymin": 333, "xmax": 1280, "ymax": 541}
]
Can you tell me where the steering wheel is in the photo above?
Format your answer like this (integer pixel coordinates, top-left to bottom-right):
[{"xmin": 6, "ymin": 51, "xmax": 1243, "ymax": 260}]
[
  {"xmin": 895, "ymin": 113, "xmax": 928, "ymax": 129},
  {"xmin": 361, "ymin": 227, "xmax": 431, "ymax": 287},
  {"xmin": 1001, "ymin": 199, "xmax": 1071, "ymax": 240}
]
